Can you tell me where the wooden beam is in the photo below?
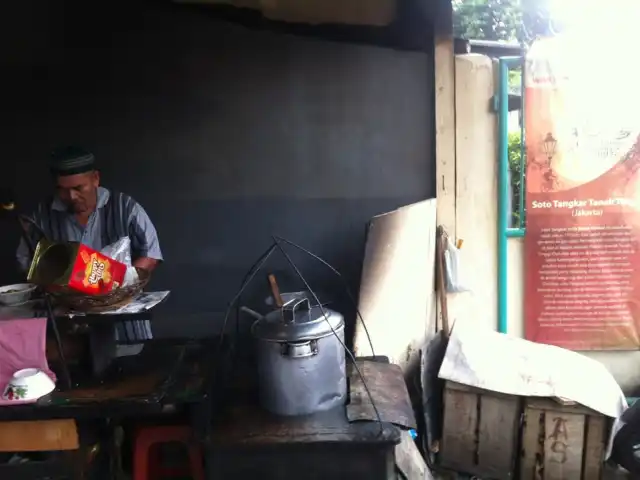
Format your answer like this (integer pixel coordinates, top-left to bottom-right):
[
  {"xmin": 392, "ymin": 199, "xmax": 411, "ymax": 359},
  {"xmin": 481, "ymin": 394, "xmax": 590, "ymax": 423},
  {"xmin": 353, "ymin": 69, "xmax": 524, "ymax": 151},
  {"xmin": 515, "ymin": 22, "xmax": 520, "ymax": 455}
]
[
  {"xmin": 433, "ymin": 0, "xmax": 455, "ymax": 332},
  {"xmin": 434, "ymin": 38, "xmax": 455, "ymax": 237}
]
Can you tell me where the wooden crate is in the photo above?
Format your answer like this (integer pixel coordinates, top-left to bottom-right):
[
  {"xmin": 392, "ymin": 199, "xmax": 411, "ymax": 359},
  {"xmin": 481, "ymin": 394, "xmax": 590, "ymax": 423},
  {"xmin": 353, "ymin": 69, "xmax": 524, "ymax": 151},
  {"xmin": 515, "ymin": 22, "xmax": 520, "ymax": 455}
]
[
  {"xmin": 440, "ymin": 381, "xmax": 521, "ymax": 479},
  {"xmin": 520, "ymin": 398, "xmax": 609, "ymax": 480}
]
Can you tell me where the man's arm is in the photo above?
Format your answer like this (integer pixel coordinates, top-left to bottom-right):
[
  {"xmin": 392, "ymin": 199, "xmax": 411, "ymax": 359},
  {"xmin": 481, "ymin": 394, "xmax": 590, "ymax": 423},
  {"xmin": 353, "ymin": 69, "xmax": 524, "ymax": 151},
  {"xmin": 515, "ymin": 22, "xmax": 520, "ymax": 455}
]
[
  {"xmin": 16, "ymin": 213, "xmax": 45, "ymax": 276},
  {"xmin": 128, "ymin": 202, "xmax": 163, "ymax": 273},
  {"xmin": 134, "ymin": 256, "xmax": 159, "ymax": 272},
  {"xmin": 16, "ymin": 237, "xmax": 32, "ymax": 275}
]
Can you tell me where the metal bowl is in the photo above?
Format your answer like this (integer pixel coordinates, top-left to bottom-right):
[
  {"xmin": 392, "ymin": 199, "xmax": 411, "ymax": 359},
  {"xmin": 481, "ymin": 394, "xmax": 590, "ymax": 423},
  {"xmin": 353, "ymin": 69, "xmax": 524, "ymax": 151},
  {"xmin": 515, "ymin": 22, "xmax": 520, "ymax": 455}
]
[{"xmin": 0, "ymin": 284, "xmax": 37, "ymax": 306}]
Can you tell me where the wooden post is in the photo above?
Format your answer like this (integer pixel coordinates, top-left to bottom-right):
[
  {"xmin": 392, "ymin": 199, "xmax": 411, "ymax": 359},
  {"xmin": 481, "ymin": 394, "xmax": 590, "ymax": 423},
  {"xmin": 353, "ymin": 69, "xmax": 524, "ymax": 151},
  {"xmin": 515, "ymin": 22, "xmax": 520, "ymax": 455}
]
[
  {"xmin": 433, "ymin": 0, "xmax": 455, "ymax": 331},
  {"xmin": 434, "ymin": 0, "xmax": 455, "ymax": 236}
]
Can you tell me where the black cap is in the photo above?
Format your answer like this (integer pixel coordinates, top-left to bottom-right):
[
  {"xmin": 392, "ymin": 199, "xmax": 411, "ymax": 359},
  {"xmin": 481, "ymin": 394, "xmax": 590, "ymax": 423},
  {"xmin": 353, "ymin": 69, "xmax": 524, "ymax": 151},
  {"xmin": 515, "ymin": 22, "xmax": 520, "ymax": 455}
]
[{"xmin": 50, "ymin": 146, "xmax": 96, "ymax": 176}]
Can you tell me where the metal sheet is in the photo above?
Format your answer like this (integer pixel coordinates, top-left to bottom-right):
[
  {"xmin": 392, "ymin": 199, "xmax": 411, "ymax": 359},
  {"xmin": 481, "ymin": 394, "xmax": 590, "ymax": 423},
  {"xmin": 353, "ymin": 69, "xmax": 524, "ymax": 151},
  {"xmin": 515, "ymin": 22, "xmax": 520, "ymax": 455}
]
[{"xmin": 347, "ymin": 360, "xmax": 416, "ymax": 429}]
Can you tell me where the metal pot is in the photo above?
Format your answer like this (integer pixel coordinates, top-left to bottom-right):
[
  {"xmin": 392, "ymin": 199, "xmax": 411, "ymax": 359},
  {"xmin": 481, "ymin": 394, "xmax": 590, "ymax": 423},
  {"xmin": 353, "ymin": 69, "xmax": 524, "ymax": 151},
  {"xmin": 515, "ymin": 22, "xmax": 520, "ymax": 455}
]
[{"xmin": 250, "ymin": 297, "xmax": 347, "ymax": 416}]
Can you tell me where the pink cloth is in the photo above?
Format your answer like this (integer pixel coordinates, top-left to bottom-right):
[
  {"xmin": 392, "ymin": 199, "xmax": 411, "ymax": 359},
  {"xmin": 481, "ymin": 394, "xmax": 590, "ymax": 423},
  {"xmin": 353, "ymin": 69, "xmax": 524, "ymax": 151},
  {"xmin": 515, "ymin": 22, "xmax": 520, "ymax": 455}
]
[{"xmin": 0, "ymin": 318, "xmax": 56, "ymax": 406}]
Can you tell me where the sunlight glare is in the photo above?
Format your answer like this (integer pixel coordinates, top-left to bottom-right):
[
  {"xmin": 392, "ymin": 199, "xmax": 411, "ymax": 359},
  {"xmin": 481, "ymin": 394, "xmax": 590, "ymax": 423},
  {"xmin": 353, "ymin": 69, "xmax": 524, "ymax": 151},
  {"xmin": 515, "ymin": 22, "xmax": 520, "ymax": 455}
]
[
  {"xmin": 547, "ymin": 0, "xmax": 640, "ymax": 37},
  {"xmin": 528, "ymin": 0, "xmax": 640, "ymax": 187}
]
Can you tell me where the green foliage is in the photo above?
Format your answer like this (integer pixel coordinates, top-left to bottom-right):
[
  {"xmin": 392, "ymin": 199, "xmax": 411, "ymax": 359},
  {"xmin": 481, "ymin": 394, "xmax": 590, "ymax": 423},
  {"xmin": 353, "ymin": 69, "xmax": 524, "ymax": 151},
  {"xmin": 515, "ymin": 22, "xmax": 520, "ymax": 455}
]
[
  {"xmin": 508, "ymin": 69, "xmax": 522, "ymax": 93},
  {"xmin": 508, "ymin": 131, "xmax": 524, "ymax": 227},
  {"xmin": 453, "ymin": 0, "xmax": 557, "ymax": 44},
  {"xmin": 453, "ymin": 0, "xmax": 522, "ymax": 42}
]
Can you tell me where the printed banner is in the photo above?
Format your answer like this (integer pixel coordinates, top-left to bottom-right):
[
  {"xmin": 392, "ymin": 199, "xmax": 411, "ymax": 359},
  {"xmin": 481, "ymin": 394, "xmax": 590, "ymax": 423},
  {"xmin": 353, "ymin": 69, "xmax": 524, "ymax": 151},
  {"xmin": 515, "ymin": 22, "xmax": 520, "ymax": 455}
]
[{"xmin": 524, "ymin": 35, "xmax": 640, "ymax": 350}]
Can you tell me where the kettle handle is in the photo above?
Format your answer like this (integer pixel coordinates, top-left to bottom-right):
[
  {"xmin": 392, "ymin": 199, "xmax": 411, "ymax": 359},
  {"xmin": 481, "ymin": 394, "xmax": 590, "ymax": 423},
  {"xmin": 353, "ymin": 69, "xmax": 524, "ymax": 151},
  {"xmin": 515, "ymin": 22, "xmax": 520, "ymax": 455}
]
[
  {"xmin": 284, "ymin": 297, "xmax": 311, "ymax": 324},
  {"xmin": 240, "ymin": 306, "xmax": 264, "ymax": 321}
]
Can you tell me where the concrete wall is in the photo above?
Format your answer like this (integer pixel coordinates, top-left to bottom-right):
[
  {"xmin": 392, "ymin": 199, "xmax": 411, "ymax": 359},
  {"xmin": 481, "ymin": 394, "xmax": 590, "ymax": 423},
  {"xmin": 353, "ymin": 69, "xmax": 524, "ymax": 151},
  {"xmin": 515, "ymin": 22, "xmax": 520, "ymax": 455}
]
[
  {"xmin": 448, "ymin": 53, "xmax": 640, "ymax": 395},
  {"xmin": 0, "ymin": 3, "xmax": 434, "ymax": 337},
  {"xmin": 440, "ymin": 54, "xmax": 498, "ymax": 331}
]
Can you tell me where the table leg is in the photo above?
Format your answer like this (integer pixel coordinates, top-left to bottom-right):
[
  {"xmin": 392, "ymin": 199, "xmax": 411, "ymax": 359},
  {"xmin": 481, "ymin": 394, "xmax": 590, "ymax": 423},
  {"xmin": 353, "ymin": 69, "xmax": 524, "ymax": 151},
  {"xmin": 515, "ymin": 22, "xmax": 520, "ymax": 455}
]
[
  {"xmin": 88, "ymin": 323, "xmax": 117, "ymax": 377},
  {"xmin": 108, "ymin": 424, "xmax": 127, "ymax": 480},
  {"xmin": 63, "ymin": 447, "xmax": 87, "ymax": 480},
  {"xmin": 45, "ymin": 295, "xmax": 72, "ymax": 389}
]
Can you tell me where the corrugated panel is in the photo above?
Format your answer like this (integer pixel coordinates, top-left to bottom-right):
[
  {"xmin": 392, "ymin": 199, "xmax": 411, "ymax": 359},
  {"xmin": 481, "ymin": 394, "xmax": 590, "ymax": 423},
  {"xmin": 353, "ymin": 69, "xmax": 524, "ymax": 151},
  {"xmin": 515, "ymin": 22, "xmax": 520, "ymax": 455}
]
[
  {"xmin": 172, "ymin": 0, "xmax": 396, "ymax": 26},
  {"xmin": 173, "ymin": 0, "xmax": 261, "ymax": 9}
]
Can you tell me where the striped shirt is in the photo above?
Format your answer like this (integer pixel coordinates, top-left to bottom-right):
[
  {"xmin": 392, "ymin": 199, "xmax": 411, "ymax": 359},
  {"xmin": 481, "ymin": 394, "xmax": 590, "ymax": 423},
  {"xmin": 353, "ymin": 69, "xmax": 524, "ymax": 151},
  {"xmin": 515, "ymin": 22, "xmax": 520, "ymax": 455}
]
[{"xmin": 17, "ymin": 187, "xmax": 163, "ymax": 343}]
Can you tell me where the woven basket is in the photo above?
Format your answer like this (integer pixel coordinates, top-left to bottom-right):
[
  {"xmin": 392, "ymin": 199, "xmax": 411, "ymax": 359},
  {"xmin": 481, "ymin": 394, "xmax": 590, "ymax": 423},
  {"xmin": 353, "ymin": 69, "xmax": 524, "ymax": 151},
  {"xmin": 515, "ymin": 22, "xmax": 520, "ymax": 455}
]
[{"xmin": 50, "ymin": 268, "xmax": 150, "ymax": 314}]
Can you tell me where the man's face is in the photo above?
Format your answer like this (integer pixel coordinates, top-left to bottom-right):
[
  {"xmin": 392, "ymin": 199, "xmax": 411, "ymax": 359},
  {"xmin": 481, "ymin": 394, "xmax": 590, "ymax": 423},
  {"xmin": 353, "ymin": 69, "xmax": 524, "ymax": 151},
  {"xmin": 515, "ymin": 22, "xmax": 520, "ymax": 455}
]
[{"xmin": 55, "ymin": 171, "xmax": 100, "ymax": 214}]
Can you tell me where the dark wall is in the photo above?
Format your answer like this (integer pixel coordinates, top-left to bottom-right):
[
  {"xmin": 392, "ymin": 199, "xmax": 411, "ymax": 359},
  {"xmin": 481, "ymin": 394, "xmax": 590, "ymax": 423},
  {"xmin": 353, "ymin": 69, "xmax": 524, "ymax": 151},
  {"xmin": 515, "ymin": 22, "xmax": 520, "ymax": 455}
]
[{"xmin": 1, "ymin": 2, "xmax": 434, "ymax": 337}]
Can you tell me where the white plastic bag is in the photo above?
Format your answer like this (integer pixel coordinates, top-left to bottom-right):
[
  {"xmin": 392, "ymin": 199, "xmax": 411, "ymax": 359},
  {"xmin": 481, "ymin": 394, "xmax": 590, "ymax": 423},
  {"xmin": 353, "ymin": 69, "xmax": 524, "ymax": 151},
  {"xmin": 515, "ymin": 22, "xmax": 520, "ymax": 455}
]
[
  {"xmin": 101, "ymin": 237, "xmax": 132, "ymax": 265},
  {"xmin": 443, "ymin": 237, "xmax": 470, "ymax": 293},
  {"xmin": 100, "ymin": 237, "xmax": 139, "ymax": 287}
]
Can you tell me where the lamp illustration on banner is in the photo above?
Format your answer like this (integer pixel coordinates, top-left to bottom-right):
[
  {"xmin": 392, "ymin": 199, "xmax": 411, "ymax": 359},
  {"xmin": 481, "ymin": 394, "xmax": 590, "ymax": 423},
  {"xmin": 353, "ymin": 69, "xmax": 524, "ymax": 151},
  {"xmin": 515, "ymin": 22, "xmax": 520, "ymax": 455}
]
[
  {"xmin": 540, "ymin": 132, "xmax": 559, "ymax": 192},
  {"xmin": 542, "ymin": 132, "xmax": 558, "ymax": 165}
]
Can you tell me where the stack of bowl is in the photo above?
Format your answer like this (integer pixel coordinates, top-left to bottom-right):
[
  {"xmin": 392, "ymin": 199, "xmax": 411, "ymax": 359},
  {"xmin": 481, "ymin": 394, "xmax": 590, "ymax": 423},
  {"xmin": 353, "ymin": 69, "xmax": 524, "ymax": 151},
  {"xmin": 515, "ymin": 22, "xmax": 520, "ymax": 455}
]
[{"xmin": 0, "ymin": 284, "xmax": 37, "ymax": 307}]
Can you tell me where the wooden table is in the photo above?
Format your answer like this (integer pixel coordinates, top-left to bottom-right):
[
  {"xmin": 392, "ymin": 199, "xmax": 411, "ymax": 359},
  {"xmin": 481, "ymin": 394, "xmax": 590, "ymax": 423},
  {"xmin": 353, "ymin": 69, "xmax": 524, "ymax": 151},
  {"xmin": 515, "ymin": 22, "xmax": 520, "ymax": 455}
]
[
  {"xmin": 207, "ymin": 356, "xmax": 409, "ymax": 480},
  {"xmin": 0, "ymin": 293, "xmax": 170, "ymax": 388},
  {"xmin": 0, "ymin": 340, "xmax": 217, "ymax": 479},
  {"xmin": 208, "ymin": 403, "xmax": 401, "ymax": 480}
]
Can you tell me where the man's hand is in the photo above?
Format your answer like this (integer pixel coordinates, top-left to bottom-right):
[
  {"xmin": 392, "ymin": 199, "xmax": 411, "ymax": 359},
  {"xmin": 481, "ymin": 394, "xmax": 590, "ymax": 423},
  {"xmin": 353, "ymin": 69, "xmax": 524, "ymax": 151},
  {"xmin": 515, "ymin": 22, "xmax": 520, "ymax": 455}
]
[{"xmin": 133, "ymin": 257, "xmax": 159, "ymax": 272}]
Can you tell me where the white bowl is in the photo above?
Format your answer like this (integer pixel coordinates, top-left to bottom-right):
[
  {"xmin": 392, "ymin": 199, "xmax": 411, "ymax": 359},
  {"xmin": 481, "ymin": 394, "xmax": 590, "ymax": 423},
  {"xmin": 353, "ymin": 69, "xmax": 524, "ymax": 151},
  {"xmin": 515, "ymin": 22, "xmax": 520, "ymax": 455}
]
[
  {"xmin": 2, "ymin": 368, "xmax": 56, "ymax": 402},
  {"xmin": 0, "ymin": 284, "xmax": 37, "ymax": 306}
]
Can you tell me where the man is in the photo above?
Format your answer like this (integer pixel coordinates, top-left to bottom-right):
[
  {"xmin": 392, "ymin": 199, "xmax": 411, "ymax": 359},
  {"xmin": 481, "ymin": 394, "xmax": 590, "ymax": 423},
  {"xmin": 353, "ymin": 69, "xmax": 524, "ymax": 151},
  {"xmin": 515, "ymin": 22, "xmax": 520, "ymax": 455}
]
[{"xmin": 17, "ymin": 146, "xmax": 163, "ymax": 351}]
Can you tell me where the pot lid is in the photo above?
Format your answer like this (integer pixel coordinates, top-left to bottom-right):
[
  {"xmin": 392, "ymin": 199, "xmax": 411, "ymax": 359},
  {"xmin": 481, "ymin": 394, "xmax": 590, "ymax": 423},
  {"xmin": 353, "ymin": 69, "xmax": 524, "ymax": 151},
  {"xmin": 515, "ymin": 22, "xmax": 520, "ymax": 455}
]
[{"xmin": 251, "ymin": 298, "xmax": 344, "ymax": 342}]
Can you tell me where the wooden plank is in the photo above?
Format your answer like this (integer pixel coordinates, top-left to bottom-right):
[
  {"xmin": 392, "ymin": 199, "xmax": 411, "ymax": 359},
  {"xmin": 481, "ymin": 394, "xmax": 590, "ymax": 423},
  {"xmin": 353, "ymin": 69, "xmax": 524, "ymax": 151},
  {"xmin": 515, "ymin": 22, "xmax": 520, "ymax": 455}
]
[
  {"xmin": 435, "ymin": 36, "xmax": 456, "ymax": 238},
  {"xmin": 441, "ymin": 386, "xmax": 477, "ymax": 471},
  {"xmin": 435, "ymin": 231, "xmax": 450, "ymax": 334},
  {"xmin": 543, "ymin": 411, "xmax": 585, "ymax": 479},
  {"xmin": 477, "ymin": 395, "xmax": 519, "ymax": 479},
  {"xmin": 526, "ymin": 397, "xmax": 600, "ymax": 417},
  {"xmin": 434, "ymin": 2, "xmax": 455, "ymax": 336},
  {"xmin": 395, "ymin": 430, "xmax": 427, "ymax": 480},
  {"xmin": 434, "ymin": 35, "xmax": 456, "ymax": 332},
  {"xmin": 55, "ymin": 372, "xmax": 163, "ymax": 401},
  {"xmin": 446, "ymin": 381, "xmax": 516, "ymax": 400},
  {"xmin": 521, "ymin": 402, "xmax": 608, "ymax": 480},
  {"xmin": 0, "ymin": 419, "xmax": 78, "ymax": 452},
  {"xmin": 442, "ymin": 381, "xmax": 475, "ymax": 392},
  {"xmin": 441, "ymin": 382, "xmax": 521, "ymax": 478},
  {"xmin": 347, "ymin": 361, "xmax": 417, "ymax": 429},
  {"xmin": 582, "ymin": 415, "xmax": 607, "ymax": 480},
  {"xmin": 354, "ymin": 199, "xmax": 437, "ymax": 371},
  {"xmin": 520, "ymin": 407, "xmax": 543, "ymax": 480}
]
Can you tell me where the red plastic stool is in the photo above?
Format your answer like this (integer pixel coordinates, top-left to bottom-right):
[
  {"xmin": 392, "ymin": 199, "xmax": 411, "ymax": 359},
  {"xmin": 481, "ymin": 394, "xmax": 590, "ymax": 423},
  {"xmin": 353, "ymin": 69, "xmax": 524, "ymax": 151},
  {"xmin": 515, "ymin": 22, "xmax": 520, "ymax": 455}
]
[{"xmin": 133, "ymin": 425, "xmax": 205, "ymax": 480}]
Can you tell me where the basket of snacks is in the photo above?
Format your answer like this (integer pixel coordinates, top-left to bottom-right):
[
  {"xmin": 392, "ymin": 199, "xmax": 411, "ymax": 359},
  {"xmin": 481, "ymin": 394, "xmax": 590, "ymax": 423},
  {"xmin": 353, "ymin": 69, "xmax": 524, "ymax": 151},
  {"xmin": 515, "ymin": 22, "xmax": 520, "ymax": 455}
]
[
  {"xmin": 27, "ymin": 237, "xmax": 149, "ymax": 314},
  {"xmin": 49, "ymin": 268, "xmax": 150, "ymax": 313}
]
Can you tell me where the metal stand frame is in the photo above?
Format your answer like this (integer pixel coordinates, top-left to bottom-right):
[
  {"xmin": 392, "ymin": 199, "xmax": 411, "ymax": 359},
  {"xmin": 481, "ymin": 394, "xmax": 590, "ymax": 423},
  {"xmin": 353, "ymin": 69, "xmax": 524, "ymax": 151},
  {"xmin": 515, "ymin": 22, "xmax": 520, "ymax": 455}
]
[
  {"xmin": 44, "ymin": 293, "xmax": 73, "ymax": 389},
  {"xmin": 16, "ymin": 214, "xmax": 73, "ymax": 390}
]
